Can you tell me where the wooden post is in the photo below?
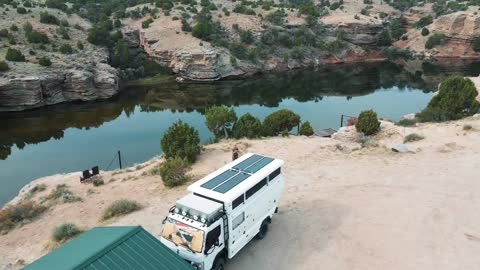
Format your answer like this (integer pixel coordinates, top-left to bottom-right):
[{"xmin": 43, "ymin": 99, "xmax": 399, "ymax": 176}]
[{"xmin": 118, "ymin": 150, "xmax": 122, "ymax": 169}]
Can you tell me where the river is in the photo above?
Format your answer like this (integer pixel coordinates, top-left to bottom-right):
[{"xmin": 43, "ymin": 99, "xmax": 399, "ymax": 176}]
[{"xmin": 1, "ymin": 60, "xmax": 479, "ymax": 206}]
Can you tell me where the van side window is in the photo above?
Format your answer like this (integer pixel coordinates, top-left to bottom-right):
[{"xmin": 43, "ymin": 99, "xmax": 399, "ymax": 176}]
[
  {"xmin": 269, "ymin": 168, "xmax": 281, "ymax": 182},
  {"xmin": 205, "ymin": 225, "xmax": 221, "ymax": 253},
  {"xmin": 232, "ymin": 212, "xmax": 245, "ymax": 230},
  {"xmin": 246, "ymin": 178, "xmax": 267, "ymax": 199},
  {"xmin": 232, "ymin": 195, "xmax": 244, "ymax": 210}
]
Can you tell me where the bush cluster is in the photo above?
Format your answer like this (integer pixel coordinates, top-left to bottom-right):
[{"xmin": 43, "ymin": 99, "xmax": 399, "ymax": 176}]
[
  {"xmin": 262, "ymin": 109, "xmax": 301, "ymax": 136},
  {"xmin": 233, "ymin": 113, "xmax": 263, "ymax": 139},
  {"xmin": 52, "ymin": 223, "xmax": 83, "ymax": 242},
  {"xmin": 355, "ymin": 110, "xmax": 380, "ymax": 135},
  {"xmin": 161, "ymin": 121, "xmax": 201, "ymax": 163},
  {"xmin": 38, "ymin": 56, "xmax": 52, "ymax": 66},
  {"xmin": 417, "ymin": 77, "xmax": 480, "ymax": 122},
  {"xmin": 6, "ymin": 48, "xmax": 25, "ymax": 62},
  {"xmin": 0, "ymin": 60, "xmax": 9, "ymax": 72},
  {"xmin": 403, "ymin": 133, "xmax": 424, "ymax": 143},
  {"xmin": 205, "ymin": 105, "xmax": 237, "ymax": 138},
  {"xmin": 0, "ymin": 201, "xmax": 47, "ymax": 233},
  {"xmin": 102, "ymin": 199, "xmax": 142, "ymax": 220},
  {"xmin": 299, "ymin": 121, "xmax": 314, "ymax": 136},
  {"xmin": 159, "ymin": 157, "xmax": 191, "ymax": 187},
  {"xmin": 425, "ymin": 34, "xmax": 446, "ymax": 49},
  {"xmin": 40, "ymin": 11, "xmax": 59, "ymax": 25}
]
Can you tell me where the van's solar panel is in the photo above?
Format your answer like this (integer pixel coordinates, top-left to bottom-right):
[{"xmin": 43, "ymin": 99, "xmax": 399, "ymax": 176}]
[
  {"xmin": 201, "ymin": 170, "xmax": 238, "ymax": 189},
  {"xmin": 244, "ymin": 157, "xmax": 274, "ymax": 173},
  {"xmin": 213, "ymin": 172, "xmax": 250, "ymax": 193},
  {"xmin": 232, "ymin": 154, "xmax": 263, "ymax": 171},
  {"xmin": 201, "ymin": 154, "xmax": 276, "ymax": 194}
]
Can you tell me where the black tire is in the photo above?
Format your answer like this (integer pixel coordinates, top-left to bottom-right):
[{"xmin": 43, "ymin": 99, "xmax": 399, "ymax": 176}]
[
  {"xmin": 212, "ymin": 257, "xmax": 225, "ymax": 270},
  {"xmin": 256, "ymin": 220, "xmax": 269, "ymax": 240}
]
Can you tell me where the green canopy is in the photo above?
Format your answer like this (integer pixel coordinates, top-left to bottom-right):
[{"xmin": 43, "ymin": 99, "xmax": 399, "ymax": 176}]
[{"xmin": 24, "ymin": 226, "xmax": 194, "ymax": 270}]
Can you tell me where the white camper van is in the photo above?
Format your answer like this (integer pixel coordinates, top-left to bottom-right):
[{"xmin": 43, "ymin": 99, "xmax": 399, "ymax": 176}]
[{"xmin": 160, "ymin": 153, "xmax": 285, "ymax": 270}]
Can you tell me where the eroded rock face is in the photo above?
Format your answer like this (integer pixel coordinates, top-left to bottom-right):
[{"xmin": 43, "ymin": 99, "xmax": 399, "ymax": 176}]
[{"xmin": 0, "ymin": 63, "xmax": 119, "ymax": 112}]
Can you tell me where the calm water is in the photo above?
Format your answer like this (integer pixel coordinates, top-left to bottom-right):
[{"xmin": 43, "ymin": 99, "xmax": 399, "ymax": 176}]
[{"xmin": 1, "ymin": 61, "xmax": 479, "ymax": 206}]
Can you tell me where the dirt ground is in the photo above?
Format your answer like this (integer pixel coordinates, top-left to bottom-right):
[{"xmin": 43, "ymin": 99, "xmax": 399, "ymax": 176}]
[{"xmin": 1, "ymin": 117, "xmax": 480, "ymax": 270}]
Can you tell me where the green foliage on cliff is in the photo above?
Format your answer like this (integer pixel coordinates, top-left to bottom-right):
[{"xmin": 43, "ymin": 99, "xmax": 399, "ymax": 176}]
[
  {"xmin": 299, "ymin": 121, "xmax": 314, "ymax": 136},
  {"xmin": 263, "ymin": 109, "xmax": 301, "ymax": 136},
  {"xmin": 0, "ymin": 60, "xmax": 9, "ymax": 72},
  {"xmin": 355, "ymin": 110, "xmax": 380, "ymax": 135},
  {"xmin": 6, "ymin": 48, "xmax": 25, "ymax": 62},
  {"xmin": 425, "ymin": 33, "xmax": 446, "ymax": 49},
  {"xmin": 38, "ymin": 56, "xmax": 52, "ymax": 66},
  {"xmin": 473, "ymin": 36, "xmax": 480, "ymax": 53},
  {"xmin": 59, "ymin": 44, "xmax": 74, "ymax": 54},
  {"xmin": 40, "ymin": 11, "xmax": 59, "ymax": 25}
]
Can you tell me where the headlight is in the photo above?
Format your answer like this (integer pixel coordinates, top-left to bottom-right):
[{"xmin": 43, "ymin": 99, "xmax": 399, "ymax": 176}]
[{"xmin": 192, "ymin": 262, "xmax": 204, "ymax": 270}]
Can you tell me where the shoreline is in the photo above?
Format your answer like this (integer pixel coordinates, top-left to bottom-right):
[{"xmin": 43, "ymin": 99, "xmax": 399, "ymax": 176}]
[{"xmin": 1, "ymin": 117, "xmax": 480, "ymax": 269}]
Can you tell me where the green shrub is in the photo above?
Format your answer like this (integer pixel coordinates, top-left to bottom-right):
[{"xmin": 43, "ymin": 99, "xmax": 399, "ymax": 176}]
[
  {"xmin": 40, "ymin": 11, "xmax": 59, "ymax": 25},
  {"xmin": 59, "ymin": 44, "xmax": 73, "ymax": 54},
  {"xmin": 396, "ymin": 118, "xmax": 417, "ymax": 127},
  {"xmin": 299, "ymin": 121, "xmax": 314, "ymax": 136},
  {"xmin": 57, "ymin": 26, "xmax": 70, "ymax": 39},
  {"xmin": 233, "ymin": 4, "xmax": 256, "ymax": 15},
  {"xmin": 0, "ymin": 28, "xmax": 8, "ymax": 37},
  {"xmin": 239, "ymin": 29, "xmax": 254, "ymax": 44},
  {"xmin": 463, "ymin": 124, "xmax": 473, "ymax": 131},
  {"xmin": 159, "ymin": 157, "xmax": 190, "ymax": 187},
  {"xmin": 0, "ymin": 60, "xmax": 9, "ymax": 72},
  {"xmin": 38, "ymin": 56, "xmax": 52, "ymax": 66},
  {"xmin": 25, "ymin": 184, "xmax": 47, "ymax": 199},
  {"xmin": 142, "ymin": 18, "xmax": 154, "ymax": 28},
  {"xmin": 102, "ymin": 199, "xmax": 142, "ymax": 220},
  {"xmin": 421, "ymin": 27, "xmax": 430, "ymax": 36},
  {"xmin": 52, "ymin": 223, "xmax": 83, "ymax": 242},
  {"xmin": 43, "ymin": 184, "xmax": 82, "ymax": 204},
  {"xmin": 10, "ymin": 24, "xmax": 18, "ymax": 31},
  {"xmin": 0, "ymin": 201, "xmax": 47, "ymax": 233},
  {"xmin": 263, "ymin": 109, "xmax": 301, "ymax": 136},
  {"xmin": 205, "ymin": 105, "xmax": 237, "ymax": 138},
  {"xmin": 92, "ymin": 178, "xmax": 104, "ymax": 187},
  {"xmin": 403, "ymin": 133, "xmax": 424, "ymax": 143},
  {"xmin": 266, "ymin": 9, "xmax": 286, "ymax": 25},
  {"xmin": 160, "ymin": 121, "xmax": 201, "ymax": 163},
  {"xmin": 77, "ymin": 41, "xmax": 84, "ymax": 50},
  {"xmin": 26, "ymin": 30, "xmax": 49, "ymax": 44},
  {"xmin": 473, "ymin": 36, "xmax": 480, "ymax": 53},
  {"xmin": 16, "ymin": 7, "xmax": 27, "ymax": 14},
  {"xmin": 6, "ymin": 48, "xmax": 25, "ymax": 62},
  {"xmin": 233, "ymin": 113, "xmax": 262, "ymax": 139},
  {"xmin": 181, "ymin": 19, "xmax": 192, "ymax": 32},
  {"xmin": 355, "ymin": 110, "xmax": 381, "ymax": 135},
  {"xmin": 415, "ymin": 15, "xmax": 433, "ymax": 28},
  {"xmin": 23, "ymin": 22, "xmax": 33, "ymax": 33},
  {"xmin": 417, "ymin": 77, "xmax": 480, "ymax": 122},
  {"xmin": 425, "ymin": 33, "xmax": 446, "ymax": 49},
  {"xmin": 377, "ymin": 30, "xmax": 392, "ymax": 46}
]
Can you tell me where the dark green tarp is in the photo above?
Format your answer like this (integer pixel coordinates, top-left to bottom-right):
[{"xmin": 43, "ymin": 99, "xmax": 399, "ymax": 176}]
[{"xmin": 24, "ymin": 226, "xmax": 194, "ymax": 270}]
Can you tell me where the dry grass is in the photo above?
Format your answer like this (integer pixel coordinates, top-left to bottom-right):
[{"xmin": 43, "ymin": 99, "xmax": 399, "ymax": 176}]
[
  {"xmin": 101, "ymin": 199, "xmax": 142, "ymax": 220},
  {"xmin": 0, "ymin": 201, "xmax": 47, "ymax": 233}
]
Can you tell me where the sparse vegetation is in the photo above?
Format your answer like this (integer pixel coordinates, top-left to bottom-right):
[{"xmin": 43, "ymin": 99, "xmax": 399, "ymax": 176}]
[
  {"xmin": 473, "ymin": 36, "xmax": 480, "ymax": 53},
  {"xmin": 52, "ymin": 223, "xmax": 83, "ymax": 243},
  {"xmin": 0, "ymin": 201, "xmax": 47, "ymax": 233},
  {"xmin": 355, "ymin": 110, "xmax": 381, "ymax": 135},
  {"xmin": 463, "ymin": 124, "xmax": 473, "ymax": 131},
  {"xmin": 59, "ymin": 44, "xmax": 73, "ymax": 54},
  {"xmin": 396, "ymin": 118, "xmax": 417, "ymax": 127},
  {"xmin": 40, "ymin": 11, "xmax": 59, "ymax": 25},
  {"xmin": 92, "ymin": 178, "xmax": 105, "ymax": 187},
  {"xmin": 102, "ymin": 199, "xmax": 142, "ymax": 220},
  {"xmin": 403, "ymin": 133, "xmax": 424, "ymax": 143},
  {"xmin": 161, "ymin": 121, "xmax": 201, "ymax": 163},
  {"xmin": 299, "ymin": 121, "xmax": 314, "ymax": 136},
  {"xmin": 159, "ymin": 157, "xmax": 190, "ymax": 187},
  {"xmin": 421, "ymin": 28, "xmax": 430, "ymax": 37},
  {"xmin": 43, "ymin": 184, "xmax": 82, "ymax": 204}
]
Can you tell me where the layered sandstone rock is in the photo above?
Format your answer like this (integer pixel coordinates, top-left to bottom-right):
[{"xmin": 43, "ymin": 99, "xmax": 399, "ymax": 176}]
[{"xmin": 0, "ymin": 62, "xmax": 119, "ymax": 112}]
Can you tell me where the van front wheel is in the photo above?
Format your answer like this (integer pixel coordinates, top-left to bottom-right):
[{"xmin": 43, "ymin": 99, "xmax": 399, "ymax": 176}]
[
  {"xmin": 256, "ymin": 220, "xmax": 269, "ymax": 240},
  {"xmin": 212, "ymin": 257, "xmax": 225, "ymax": 270}
]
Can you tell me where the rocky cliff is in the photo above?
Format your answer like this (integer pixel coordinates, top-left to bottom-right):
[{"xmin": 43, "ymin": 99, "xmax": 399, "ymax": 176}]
[{"xmin": 0, "ymin": 52, "xmax": 119, "ymax": 112}]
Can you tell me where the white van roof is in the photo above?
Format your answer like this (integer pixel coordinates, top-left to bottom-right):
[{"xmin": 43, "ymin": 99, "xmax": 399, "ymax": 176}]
[{"xmin": 188, "ymin": 153, "xmax": 284, "ymax": 204}]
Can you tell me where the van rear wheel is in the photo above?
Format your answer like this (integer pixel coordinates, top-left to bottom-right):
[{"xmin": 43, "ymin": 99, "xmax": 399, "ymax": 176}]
[{"xmin": 256, "ymin": 220, "xmax": 269, "ymax": 240}]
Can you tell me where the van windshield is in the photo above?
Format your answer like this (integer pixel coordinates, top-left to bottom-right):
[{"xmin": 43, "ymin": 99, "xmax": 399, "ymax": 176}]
[{"xmin": 161, "ymin": 217, "xmax": 205, "ymax": 253}]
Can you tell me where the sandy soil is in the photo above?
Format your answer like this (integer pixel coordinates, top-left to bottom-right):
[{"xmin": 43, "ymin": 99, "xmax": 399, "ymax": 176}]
[{"xmin": 2, "ymin": 117, "xmax": 480, "ymax": 269}]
